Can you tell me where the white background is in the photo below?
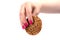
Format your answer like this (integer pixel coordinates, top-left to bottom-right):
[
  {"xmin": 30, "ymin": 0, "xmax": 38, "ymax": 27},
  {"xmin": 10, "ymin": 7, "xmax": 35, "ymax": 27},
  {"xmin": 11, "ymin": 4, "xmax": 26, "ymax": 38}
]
[{"xmin": 0, "ymin": 0, "xmax": 60, "ymax": 40}]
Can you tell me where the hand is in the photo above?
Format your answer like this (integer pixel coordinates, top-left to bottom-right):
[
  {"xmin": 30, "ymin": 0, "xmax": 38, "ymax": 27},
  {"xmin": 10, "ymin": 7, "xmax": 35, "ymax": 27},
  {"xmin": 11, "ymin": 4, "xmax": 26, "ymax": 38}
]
[{"xmin": 20, "ymin": 2, "xmax": 42, "ymax": 29}]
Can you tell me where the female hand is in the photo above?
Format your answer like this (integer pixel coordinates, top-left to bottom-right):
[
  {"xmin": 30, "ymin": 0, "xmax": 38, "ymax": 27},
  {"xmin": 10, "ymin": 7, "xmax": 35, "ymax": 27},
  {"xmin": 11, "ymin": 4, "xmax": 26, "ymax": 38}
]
[{"xmin": 20, "ymin": 2, "xmax": 42, "ymax": 29}]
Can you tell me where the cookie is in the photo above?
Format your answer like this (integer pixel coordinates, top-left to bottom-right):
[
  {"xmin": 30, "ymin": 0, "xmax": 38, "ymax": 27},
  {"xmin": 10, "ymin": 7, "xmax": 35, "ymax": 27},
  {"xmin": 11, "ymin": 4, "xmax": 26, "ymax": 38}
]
[{"xmin": 25, "ymin": 16, "xmax": 42, "ymax": 35}]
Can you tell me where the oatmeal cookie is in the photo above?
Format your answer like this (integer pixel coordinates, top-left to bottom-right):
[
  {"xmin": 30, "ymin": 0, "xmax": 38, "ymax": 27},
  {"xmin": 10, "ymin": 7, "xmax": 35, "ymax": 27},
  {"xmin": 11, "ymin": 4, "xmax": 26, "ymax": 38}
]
[{"xmin": 25, "ymin": 16, "xmax": 42, "ymax": 35}]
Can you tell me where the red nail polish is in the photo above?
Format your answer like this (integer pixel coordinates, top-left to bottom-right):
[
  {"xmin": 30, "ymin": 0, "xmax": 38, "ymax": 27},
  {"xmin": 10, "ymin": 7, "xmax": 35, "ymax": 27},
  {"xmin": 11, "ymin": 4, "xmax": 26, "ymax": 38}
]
[
  {"xmin": 24, "ymin": 23, "xmax": 28, "ymax": 27},
  {"xmin": 29, "ymin": 20, "xmax": 33, "ymax": 25},
  {"xmin": 22, "ymin": 25, "xmax": 26, "ymax": 29}
]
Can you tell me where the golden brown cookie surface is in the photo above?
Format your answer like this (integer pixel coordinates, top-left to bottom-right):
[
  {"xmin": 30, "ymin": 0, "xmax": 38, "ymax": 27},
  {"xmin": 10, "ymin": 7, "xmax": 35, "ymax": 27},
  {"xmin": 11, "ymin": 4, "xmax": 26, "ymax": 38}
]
[{"xmin": 25, "ymin": 16, "xmax": 42, "ymax": 35}]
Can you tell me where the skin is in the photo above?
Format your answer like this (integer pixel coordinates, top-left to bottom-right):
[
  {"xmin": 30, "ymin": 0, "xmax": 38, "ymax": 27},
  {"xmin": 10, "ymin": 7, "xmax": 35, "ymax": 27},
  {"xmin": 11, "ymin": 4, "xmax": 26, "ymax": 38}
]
[{"xmin": 20, "ymin": 0, "xmax": 60, "ymax": 29}]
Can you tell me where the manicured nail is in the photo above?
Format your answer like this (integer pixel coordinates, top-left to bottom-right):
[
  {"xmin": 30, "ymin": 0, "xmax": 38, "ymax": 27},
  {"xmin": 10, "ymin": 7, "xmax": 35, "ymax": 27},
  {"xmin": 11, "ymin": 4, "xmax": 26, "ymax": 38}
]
[
  {"xmin": 24, "ymin": 22, "xmax": 28, "ymax": 27},
  {"xmin": 29, "ymin": 20, "xmax": 33, "ymax": 25},
  {"xmin": 22, "ymin": 25, "xmax": 26, "ymax": 29}
]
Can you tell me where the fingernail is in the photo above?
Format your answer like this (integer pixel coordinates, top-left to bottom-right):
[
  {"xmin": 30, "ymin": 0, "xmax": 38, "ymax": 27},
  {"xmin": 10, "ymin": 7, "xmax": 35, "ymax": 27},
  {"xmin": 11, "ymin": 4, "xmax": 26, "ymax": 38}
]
[
  {"xmin": 22, "ymin": 25, "xmax": 26, "ymax": 29},
  {"xmin": 29, "ymin": 20, "xmax": 33, "ymax": 25},
  {"xmin": 24, "ymin": 22, "xmax": 28, "ymax": 27}
]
